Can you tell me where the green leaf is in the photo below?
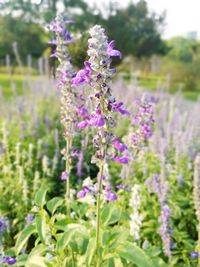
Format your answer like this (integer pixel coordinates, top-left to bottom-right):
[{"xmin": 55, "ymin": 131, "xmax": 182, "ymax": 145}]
[
  {"xmin": 85, "ymin": 237, "xmax": 96, "ymax": 266},
  {"xmin": 46, "ymin": 197, "xmax": 64, "ymax": 215},
  {"xmin": 101, "ymin": 203, "xmax": 121, "ymax": 226},
  {"xmin": 29, "ymin": 244, "xmax": 48, "ymax": 257},
  {"xmin": 15, "ymin": 224, "xmax": 36, "ymax": 255},
  {"xmin": 26, "ymin": 256, "xmax": 49, "ymax": 267},
  {"xmin": 57, "ymin": 224, "xmax": 88, "ymax": 252},
  {"xmin": 117, "ymin": 242, "xmax": 157, "ymax": 267},
  {"xmin": 35, "ymin": 211, "xmax": 49, "ymax": 243},
  {"xmin": 15, "ymin": 254, "xmax": 28, "ymax": 266},
  {"xmin": 34, "ymin": 186, "xmax": 49, "ymax": 208}
]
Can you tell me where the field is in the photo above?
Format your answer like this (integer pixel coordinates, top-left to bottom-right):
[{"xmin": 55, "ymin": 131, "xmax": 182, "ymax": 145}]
[{"xmin": 1, "ymin": 19, "xmax": 200, "ymax": 267}]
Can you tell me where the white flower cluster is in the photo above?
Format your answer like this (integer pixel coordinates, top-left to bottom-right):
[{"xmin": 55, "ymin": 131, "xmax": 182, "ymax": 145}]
[
  {"xmin": 88, "ymin": 25, "xmax": 113, "ymax": 83},
  {"xmin": 129, "ymin": 184, "xmax": 143, "ymax": 241},
  {"xmin": 53, "ymin": 15, "xmax": 78, "ymax": 138}
]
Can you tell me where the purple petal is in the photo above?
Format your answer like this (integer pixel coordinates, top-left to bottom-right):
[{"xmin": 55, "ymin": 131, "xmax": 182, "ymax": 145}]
[
  {"xmin": 108, "ymin": 49, "xmax": 122, "ymax": 58},
  {"xmin": 77, "ymin": 120, "xmax": 88, "ymax": 129},
  {"xmin": 61, "ymin": 171, "xmax": 69, "ymax": 181},
  {"xmin": 77, "ymin": 190, "xmax": 86, "ymax": 199}
]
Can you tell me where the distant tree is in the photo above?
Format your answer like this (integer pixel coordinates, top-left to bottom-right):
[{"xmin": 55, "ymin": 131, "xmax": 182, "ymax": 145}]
[
  {"xmin": 167, "ymin": 37, "xmax": 200, "ymax": 63},
  {"xmin": 0, "ymin": 0, "xmax": 166, "ymax": 63},
  {"xmin": 0, "ymin": 16, "xmax": 47, "ymax": 61},
  {"xmin": 102, "ymin": 0, "xmax": 167, "ymax": 58}
]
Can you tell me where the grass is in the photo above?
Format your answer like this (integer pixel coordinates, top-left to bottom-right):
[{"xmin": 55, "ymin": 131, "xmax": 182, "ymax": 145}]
[
  {"xmin": 1, "ymin": 73, "xmax": 200, "ymax": 102},
  {"xmin": 121, "ymin": 71, "xmax": 200, "ymax": 101},
  {"xmin": 0, "ymin": 73, "xmax": 37, "ymax": 99}
]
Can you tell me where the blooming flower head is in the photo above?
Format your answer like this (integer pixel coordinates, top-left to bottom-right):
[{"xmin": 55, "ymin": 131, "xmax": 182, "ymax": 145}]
[
  {"xmin": 106, "ymin": 40, "xmax": 122, "ymax": 58},
  {"xmin": 61, "ymin": 171, "xmax": 69, "ymax": 181},
  {"xmin": 3, "ymin": 256, "xmax": 16, "ymax": 265},
  {"xmin": 129, "ymin": 97, "xmax": 155, "ymax": 149}
]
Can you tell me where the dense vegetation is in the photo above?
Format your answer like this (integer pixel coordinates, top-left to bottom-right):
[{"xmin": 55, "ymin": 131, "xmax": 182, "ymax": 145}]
[{"xmin": 0, "ymin": 13, "xmax": 200, "ymax": 266}]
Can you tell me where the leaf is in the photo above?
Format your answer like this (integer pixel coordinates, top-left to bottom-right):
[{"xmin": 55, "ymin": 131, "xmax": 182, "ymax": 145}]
[
  {"xmin": 35, "ymin": 211, "xmax": 49, "ymax": 243},
  {"xmin": 34, "ymin": 186, "xmax": 49, "ymax": 208},
  {"xmin": 26, "ymin": 256, "xmax": 49, "ymax": 267},
  {"xmin": 85, "ymin": 237, "xmax": 96, "ymax": 266},
  {"xmin": 15, "ymin": 224, "xmax": 36, "ymax": 255},
  {"xmin": 46, "ymin": 197, "xmax": 64, "ymax": 215},
  {"xmin": 117, "ymin": 242, "xmax": 157, "ymax": 267},
  {"xmin": 57, "ymin": 224, "xmax": 88, "ymax": 252},
  {"xmin": 29, "ymin": 244, "xmax": 48, "ymax": 257},
  {"xmin": 101, "ymin": 203, "xmax": 121, "ymax": 226},
  {"xmin": 15, "ymin": 254, "xmax": 28, "ymax": 266}
]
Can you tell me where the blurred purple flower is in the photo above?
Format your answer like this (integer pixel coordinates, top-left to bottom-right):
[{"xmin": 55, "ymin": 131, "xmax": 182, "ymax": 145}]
[
  {"xmin": 113, "ymin": 137, "xmax": 128, "ymax": 152},
  {"xmin": 72, "ymin": 61, "xmax": 91, "ymax": 86},
  {"xmin": 3, "ymin": 256, "xmax": 16, "ymax": 265},
  {"xmin": 25, "ymin": 214, "xmax": 34, "ymax": 225},
  {"xmin": 106, "ymin": 191, "xmax": 118, "ymax": 201},
  {"xmin": 61, "ymin": 171, "xmax": 69, "ymax": 181},
  {"xmin": 107, "ymin": 40, "xmax": 122, "ymax": 59}
]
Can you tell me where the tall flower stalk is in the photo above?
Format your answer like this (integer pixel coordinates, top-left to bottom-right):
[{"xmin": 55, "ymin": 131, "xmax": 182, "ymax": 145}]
[
  {"xmin": 145, "ymin": 169, "xmax": 172, "ymax": 258},
  {"xmin": 72, "ymin": 25, "xmax": 129, "ymax": 265},
  {"xmin": 49, "ymin": 15, "xmax": 78, "ymax": 215},
  {"xmin": 194, "ymin": 154, "xmax": 200, "ymax": 265}
]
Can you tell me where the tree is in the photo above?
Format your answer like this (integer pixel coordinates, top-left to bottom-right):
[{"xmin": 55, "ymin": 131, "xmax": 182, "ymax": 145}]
[
  {"xmin": 0, "ymin": 15, "xmax": 47, "ymax": 61},
  {"xmin": 102, "ymin": 0, "xmax": 166, "ymax": 58}
]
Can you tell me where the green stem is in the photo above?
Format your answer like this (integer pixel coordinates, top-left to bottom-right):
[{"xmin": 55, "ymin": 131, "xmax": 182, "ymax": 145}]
[
  {"xmin": 71, "ymin": 249, "xmax": 76, "ymax": 267},
  {"xmin": 96, "ymin": 160, "xmax": 104, "ymax": 266},
  {"xmin": 66, "ymin": 137, "xmax": 72, "ymax": 216}
]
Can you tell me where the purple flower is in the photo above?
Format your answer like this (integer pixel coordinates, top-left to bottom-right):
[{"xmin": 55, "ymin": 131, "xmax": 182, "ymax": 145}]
[
  {"xmin": 0, "ymin": 217, "xmax": 9, "ymax": 233},
  {"xmin": 77, "ymin": 120, "xmax": 89, "ymax": 129},
  {"xmin": 113, "ymin": 137, "xmax": 128, "ymax": 152},
  {"xmin": 116, "ymin": 184, "xmax": 125, "ymax": 190},
  {"xmin": 48, "ymin": 39, "xmax": 57, "ymax": 45},
  {"xmin": 25, "ymin": 214, "xmax": 34, "ymax": 225},
  {"xmin": 89, "ymin": 111, "xmax": 105, "ymax": 128},
  {"xmin": 77, "ymin": 190, "xmax": 86, "ymax": 199},
  {"xmin": 190, "ymin": 252, "xmax": 199, "ymax": 259},
  {"xmin": 4, "ymin": 256, "xmax": 16, "ymax": 265},
  {"xmin": 106, "ymin": 191, "xmax": 118, "ymax": 201},
  {"xmin": 61, "ymin": 171, "xmax": 69, "ymax": 181},
  {"xmin": 72, "ymin": 61, "xmax": 91, "ymax": 86},
  {"xmin": 107, "ymin": 40, "xmax": 122, "ymax": 59},
  {"xmin": 0, "ymin": 220, "xmax": 6, "ymax": 233},
  {"xmin": 49, "ymin": 20, "xmax": 63, "ymax": 32},
  {"xmin": 114, "ymin": 156, "xmax": 129, "ymax": 164},
  {"xmin": 111, "ymin": 102, "xmax": 130, "ymax": 115},
  {"xmin": 77, "ymin": 106, "xmax": 88, "ymax": 117},
  {"xmin": 158, "ymin": 204, "xmax": 172, "ymax": 257}
]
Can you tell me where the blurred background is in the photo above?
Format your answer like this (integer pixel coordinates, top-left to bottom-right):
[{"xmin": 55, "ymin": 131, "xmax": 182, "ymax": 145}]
[{"xmin": 0, "ymin": 0, "xmax": 200, "ymax": 100}]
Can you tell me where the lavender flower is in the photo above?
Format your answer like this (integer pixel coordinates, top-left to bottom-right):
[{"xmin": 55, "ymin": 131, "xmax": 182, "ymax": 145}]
[
  {"xmin": 49, "ymin": 14, "xmax": 81, "ymax": 215},
  {"xmin": 3, "ymin": 256, "xmax": 16, "ymax": 265},
  {"xmin": 145, "ymin": 173, "xmax": 172, "ymax": 257},
  {"xmin": 158, "ymin": 205, "xmax": 172, "ymax": 257},
  {"xmin": 190, "ymin": 251, "xmax": 200, "ymax": 259},
  {"xmin": 194, "ymin": 154, "xmax": 200, "ymax": 222},
  {"xmin": 61, "ymin": 171, "xmax": 69, "ymax": 181},
  {"xmin": 130, "ymin": 98, "xmax": 155, "ymax": 149}
]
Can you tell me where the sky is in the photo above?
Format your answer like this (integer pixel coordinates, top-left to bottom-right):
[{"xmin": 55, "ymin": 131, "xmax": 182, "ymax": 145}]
[{"xmin": 86, "ymin": 0, "xmax": 200, "ymax": 39}]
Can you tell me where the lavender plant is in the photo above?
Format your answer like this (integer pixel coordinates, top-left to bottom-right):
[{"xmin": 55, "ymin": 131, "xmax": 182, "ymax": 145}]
[
  {"xmin": 193, "ymin": 154, "xmax": 200, "ymax": 264},
  {"xmin": 48, "ymin": 14, "xmax": 81, "ymax": 215}
]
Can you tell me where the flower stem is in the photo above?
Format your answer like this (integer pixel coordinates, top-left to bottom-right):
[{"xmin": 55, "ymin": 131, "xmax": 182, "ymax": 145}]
[
  {"xmin": 96, "ymin": 160, "xmax": 104, "ymax": 266},
  {"xmin": 66, "ymin": 136, "xmax": 72, "ymax": 216}
]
